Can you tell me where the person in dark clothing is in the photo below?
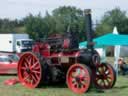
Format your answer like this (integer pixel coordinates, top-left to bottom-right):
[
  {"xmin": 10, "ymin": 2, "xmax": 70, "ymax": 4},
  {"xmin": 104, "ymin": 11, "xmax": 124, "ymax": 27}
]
[{"xmin": 118, "ymin": 58, "xmax": 128, "ymax": 75}]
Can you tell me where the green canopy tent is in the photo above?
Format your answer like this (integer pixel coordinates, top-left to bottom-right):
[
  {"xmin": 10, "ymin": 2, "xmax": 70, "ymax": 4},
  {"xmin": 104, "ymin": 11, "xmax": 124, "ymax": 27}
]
[{"xmin": 79, "ymin": 33, "xmax": 128, "ymax": 48}]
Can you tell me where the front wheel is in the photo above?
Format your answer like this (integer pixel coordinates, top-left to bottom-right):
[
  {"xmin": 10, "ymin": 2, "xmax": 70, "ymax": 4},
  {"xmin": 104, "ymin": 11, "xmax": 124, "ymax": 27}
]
[
  {"xmin": 66, "ymin": 64, "xmax": 91, "ymax": 94},
  {"xmin": 93, "ymin": 63, "xmax": 116, "ymax": 89}
]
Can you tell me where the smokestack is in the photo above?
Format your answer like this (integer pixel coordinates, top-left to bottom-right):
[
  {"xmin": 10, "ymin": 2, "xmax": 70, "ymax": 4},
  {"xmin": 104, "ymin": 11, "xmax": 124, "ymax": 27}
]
[{"xmin": 84, "ymin": 9, "xmax": 94, "ymax": 50}]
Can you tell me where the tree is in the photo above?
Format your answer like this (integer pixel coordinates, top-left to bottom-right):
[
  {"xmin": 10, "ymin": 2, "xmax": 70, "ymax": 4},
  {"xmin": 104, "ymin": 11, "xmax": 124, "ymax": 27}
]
[
  {"xmin": 95, "ymin": 8, "xmax": 128, "ymax": 36},
  {"xmin": 0, "ymin": 19, "xmax": 15, "ymax": 33},
  {"xmin": 0, "ymin": 18, "xmax": 25, "ymax": 33},
  {"xmin": 24, "ymin": 13, "xmax": 46, "ymax": 39},
  {"xmin": 23, "ymin": 6, "xmax": 88, "ymax": 41},
  {"xmin": 43, "ymin": 11, "xmax": 56, "ymax": 37},
  {"xmin": 52, "ymin": 6, "xmax": 86, "ymax": 41}
]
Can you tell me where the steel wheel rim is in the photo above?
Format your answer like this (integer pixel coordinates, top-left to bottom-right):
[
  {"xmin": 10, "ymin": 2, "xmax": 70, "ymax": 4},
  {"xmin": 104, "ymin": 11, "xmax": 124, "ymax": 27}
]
[
  {"xmin": 66, "ymin": 64, "xmax": 91, "ymax": 94},
  {"xmin": 18, "ymin": 52, "xmax": 42, "ymax": 88},
  {"xmin": 94, "ymin": 63, "xmax": 115, "ymax": 89}
]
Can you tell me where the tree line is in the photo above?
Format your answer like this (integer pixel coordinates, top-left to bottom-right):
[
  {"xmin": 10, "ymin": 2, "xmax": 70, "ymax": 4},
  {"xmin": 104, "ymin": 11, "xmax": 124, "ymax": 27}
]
[{"xmin": 0, "ymin": 6, "xmax": 128, "ymax": 41}]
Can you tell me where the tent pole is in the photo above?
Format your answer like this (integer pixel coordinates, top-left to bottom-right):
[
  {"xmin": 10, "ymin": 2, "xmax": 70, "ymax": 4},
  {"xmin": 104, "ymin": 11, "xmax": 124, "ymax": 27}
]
[
  {"xmin": 101, "ymin": 46, "xmax": 107, "ymax": 62},
  {"xmin": 114, "ymin": 45, "xmax": 120, "ymax": 76}
]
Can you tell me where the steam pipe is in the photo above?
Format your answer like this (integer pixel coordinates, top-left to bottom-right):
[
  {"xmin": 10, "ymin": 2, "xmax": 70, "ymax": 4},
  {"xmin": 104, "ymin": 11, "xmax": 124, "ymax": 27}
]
[{"xmin": 84, "ymin": 9, "xmax": 94, "ymax": 50}]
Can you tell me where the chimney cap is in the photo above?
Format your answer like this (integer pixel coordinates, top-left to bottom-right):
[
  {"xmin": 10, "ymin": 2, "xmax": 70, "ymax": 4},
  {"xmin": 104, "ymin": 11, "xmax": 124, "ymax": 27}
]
[{"xmin": 84, "ymin": 9, "xmax": 91, "ymax": 15}]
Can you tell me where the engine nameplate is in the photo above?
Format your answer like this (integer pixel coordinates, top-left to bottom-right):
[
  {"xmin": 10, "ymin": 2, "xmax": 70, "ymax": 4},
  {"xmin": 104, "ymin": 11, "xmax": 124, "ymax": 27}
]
[{"xmin": 60, "ymin": 57, "xmax": 69, "ymax": 63}]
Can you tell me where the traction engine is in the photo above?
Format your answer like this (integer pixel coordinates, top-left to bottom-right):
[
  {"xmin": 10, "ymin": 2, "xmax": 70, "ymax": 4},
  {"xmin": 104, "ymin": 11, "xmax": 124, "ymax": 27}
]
[{"xmin": 18, "ymin": 9, "xmax": 116, "ymax": 94}]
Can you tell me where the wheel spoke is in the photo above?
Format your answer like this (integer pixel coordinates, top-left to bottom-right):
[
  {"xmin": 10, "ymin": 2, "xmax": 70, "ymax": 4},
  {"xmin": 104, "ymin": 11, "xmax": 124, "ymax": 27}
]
[
  {"xmin": 23, "ymin": 74, "xmax": 30, "ymax": 81},
  {"xmin": 25, "ymin": 58, "xmax": 29, "ymax": 65},
  {"xmin": 105, "ymin": 79, "xmax": 109, "ymax": 85},
  {"xmin": 97, "ymin": 67, "xmax": 103, "ymax": 75},
  {"xmin": 106, "ymin": 76, "xmax": 113, "ymax": 81},
  {"xmin": 30, "ymin": 79, "xmax": 33, "ymax": 85},
  {"xmin": 81, "ymin": 79, "xmax": 87, "ymax": 85},
  {"xmin": 103, "ymin": 66, "xmax": 107, "ymax": 72},
  {"xmin": 96, "ymin": 78, "xmax": 101, "ymax": 83},
  {"xmin": 28, "ymin": 58, "xmax": 32, "ymax": 67},
  {"xmin": 23, "ymin": 58, "xmax": 30, "ymax": 68},
  {"xmin": 32, "ymin": 70, "xmax": 41, "ymax": 74},
  {"xmin": 105, "ymin": 70, "xmax": 110, "ymax": 75},
  {"xmin": 71, "ymin": 69, "xmax": 79, "ymax": 78},
  {"xmin": 102, "ymin": 80, "xmax": 106, "ymax": 86},
  {"xmin": 31, "ymin": 61, "xmax": 39, "ymax": 69},
  {"xmin": 34, "ymin": 72, "xmax": 40, "ymax": 80},
  {"xmin": 107, "ymin": 77, "xmax": 112, "ymax": 82},
  {"xmin": 103, "ymin": 79, "xmax": 111, "ymax": 88},
  {"xmin": 31, "ymin": 74, "xmax": 37, "ymax": 83},
  {"xmin": 97, "ymin": 79, "xmax": 104, "ymax": 87},
  {"xmin": 21, "ymin": 67, "xmax": 26, "ymax": 70},
  {"xmin": 22, "ymin": 71, "xmax": 28, "ymax": 77},
  {"xmin": 26, "ymin": 56, "xmax": 33, "ymax": 67},
  {"xmin": 71, "ymin": 72, "xmax": 77, "ymax": 78},
  {"xmin": 31, "ymin": 56, "xmax": 35, "ymax": 66}
]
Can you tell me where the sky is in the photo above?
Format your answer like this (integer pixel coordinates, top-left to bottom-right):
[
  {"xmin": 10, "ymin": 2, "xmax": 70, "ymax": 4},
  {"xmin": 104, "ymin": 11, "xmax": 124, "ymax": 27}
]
[{"xmin": 0, "ymin": 0, "xmax": 128, "ymax": 21}]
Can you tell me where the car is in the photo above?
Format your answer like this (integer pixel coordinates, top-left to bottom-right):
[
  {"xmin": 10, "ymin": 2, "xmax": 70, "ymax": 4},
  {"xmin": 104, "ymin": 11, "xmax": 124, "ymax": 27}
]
[{"xmin": 0, "ymin": 52, "xmax": 19, "ymax": 74}]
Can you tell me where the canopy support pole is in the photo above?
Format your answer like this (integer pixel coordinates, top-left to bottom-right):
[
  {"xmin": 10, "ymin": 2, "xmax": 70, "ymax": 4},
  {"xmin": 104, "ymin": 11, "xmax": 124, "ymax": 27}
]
[{"xmin": 114, "ymin": 45, "xmax": 120, "ymax": 76}]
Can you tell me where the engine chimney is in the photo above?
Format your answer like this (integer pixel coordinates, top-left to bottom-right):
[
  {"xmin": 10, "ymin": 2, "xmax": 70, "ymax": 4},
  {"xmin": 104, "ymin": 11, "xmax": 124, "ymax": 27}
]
[{"xmin": 84, "ymin": 9, "xmax": 94, "ymax": 50}]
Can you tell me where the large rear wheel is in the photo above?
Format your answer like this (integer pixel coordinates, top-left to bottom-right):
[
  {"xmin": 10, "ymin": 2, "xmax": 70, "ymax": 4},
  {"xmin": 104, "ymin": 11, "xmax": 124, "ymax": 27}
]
[
  {"xmin": 93, "ymin": 63, "xmax": 116, "ymax": 89},
  {"xmin": 66, "ymin": 64, "xmax": 91, "ymax": 94},
  {"xmin": 18, "ymin": 52, "xmax": 43, "ymax": 88}
]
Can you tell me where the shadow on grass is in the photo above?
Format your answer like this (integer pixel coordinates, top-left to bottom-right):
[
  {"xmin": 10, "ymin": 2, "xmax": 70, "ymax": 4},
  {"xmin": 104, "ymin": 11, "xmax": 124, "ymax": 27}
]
[
  {"xmin": 87, "ymin": 86, "xmax": 105, "ymax": 94},
  {"xmin": 38, "ymin": 82, "xmax": 67, "ymax": 89},
  {"xmin": 114, "ymin": 85, "xmax": 128, "ymax": 89},
  {"xmin": 38, "ymin": 82, "xmax": 106, "ymax": 94}
]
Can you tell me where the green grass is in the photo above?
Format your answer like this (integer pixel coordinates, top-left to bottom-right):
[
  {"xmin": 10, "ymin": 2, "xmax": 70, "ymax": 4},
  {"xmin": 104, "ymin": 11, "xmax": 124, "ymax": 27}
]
[{"xmin": 0, "ymin": 75, "xmax": 128, "ymax": 96}]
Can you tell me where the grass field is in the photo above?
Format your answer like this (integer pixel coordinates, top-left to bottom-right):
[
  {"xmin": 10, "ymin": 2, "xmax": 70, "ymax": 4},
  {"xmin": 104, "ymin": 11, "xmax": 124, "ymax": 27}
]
[
  {"xmin": 1, "ymin": 75, "xmax": 128, "ymax": 96},
  {"xmin": 1, "ymin": 57, "xmax": 128, "ymax": 96}
]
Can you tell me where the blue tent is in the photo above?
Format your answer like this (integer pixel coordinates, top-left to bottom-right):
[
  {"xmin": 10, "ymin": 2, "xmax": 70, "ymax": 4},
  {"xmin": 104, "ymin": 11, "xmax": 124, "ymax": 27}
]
[{"xmin": 79, "ymin": 33, "xmax": 128, "ymax": 48}]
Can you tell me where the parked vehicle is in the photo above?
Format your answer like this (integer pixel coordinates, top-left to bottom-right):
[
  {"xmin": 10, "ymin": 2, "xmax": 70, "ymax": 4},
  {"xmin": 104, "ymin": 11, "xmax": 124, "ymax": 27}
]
[
  {"xmin": 0, "ymin": 52, "xmax": 19, "ymax": 74},
  {"xmin": 0, "ymin": 33, "xmax": 33, "ymax": 53}
]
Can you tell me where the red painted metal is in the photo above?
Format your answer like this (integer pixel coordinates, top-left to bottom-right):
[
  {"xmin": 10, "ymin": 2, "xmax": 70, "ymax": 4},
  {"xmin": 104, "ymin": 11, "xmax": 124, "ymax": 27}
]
[
  {"xmin": 4, "ymin": 78, "xmax": 19, "ymax": 86},
  {"xmin": 18, "ymin": 52, "xmax": 42, "ymax": 88},
  {"xmin": 63, "ymin": 39, "xmax": 70, "ymax": 49},
  {"xmin": 66, "ymin": 64, "xmax": 91, "ymax": 94},
  {"xmin": 93, "ymin": 63, "xmax": 116, "ymax": 89},
  {"xmin": 32, "ymin": 42, "xmax": 50, "ymax": 57}
]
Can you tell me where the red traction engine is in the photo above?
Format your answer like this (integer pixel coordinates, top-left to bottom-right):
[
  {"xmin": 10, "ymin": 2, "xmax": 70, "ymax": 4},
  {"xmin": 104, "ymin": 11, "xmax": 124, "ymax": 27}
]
[{"xmin": 17, "ymin": 9, "xmax": 116, "ymax": 94}]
